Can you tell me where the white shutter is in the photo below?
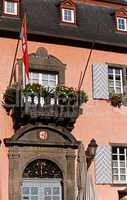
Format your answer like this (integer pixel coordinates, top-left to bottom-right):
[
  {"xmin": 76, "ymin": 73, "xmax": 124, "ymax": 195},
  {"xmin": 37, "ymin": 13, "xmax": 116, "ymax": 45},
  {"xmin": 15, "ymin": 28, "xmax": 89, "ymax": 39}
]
[
  {"xmin": 93, "ymin": 64, "xmax": 109, "ymax": 99},
  {"xmin": 95, "ymin": 145, "xmax": 112, "ymax": 184}
]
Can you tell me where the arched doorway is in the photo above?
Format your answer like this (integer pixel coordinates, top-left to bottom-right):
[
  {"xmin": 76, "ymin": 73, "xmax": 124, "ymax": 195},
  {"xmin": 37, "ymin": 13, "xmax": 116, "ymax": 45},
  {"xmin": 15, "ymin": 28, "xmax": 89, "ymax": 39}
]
[{"xmin": 22, "ymin": 159, "xmax": 63, "ymax": 200}]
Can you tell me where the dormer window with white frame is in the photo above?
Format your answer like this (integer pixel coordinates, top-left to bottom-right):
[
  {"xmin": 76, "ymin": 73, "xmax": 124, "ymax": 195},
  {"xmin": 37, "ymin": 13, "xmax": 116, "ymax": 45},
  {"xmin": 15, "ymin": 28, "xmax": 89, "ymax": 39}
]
[
  {"xmin": 4, "ymin": 1, "xmax": 18, "ymax": 15},
  {"xmin": 117, "ymin": 17, "xmax": 127, "ymax": 31},
  {"xmin": 62, "ymin": 8, "xmax": 74, "ymax": 23}
]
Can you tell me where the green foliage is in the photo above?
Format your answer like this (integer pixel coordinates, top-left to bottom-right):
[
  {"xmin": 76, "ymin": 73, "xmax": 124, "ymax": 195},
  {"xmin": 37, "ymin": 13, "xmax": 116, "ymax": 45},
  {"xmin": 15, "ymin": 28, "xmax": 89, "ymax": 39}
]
[
  {"xmin": 56, "ymin": 85, "xmax": 88, "ymax": 104},
  {"xmin": 56, "ymin": 85, "xmax": 75, "ymax": 97},
  {"xmin": 79, "ymin": 90, "xmax": 89, "ymax": 104},
  {"xmin": 23, "ymin": 83, "xmax": 42, "ymax": 95},
  {"xmin": 3, "ymin": 83, "xmax": 88, "ymax": 113},
  {"xmin": 110, "ymin": 93, "xmax": 122, "ymax": 107},
  {"xmin": 3, "ymin": 83, "xmax": 17, "ymax": 113}
]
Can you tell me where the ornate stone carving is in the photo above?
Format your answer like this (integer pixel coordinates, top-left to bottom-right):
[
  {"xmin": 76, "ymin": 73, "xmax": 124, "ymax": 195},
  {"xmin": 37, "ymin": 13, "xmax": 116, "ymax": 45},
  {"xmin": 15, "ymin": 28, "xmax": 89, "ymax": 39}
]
[{"xmin": 23, "ymin": 159, "xmax": 63, "ymax": 178}]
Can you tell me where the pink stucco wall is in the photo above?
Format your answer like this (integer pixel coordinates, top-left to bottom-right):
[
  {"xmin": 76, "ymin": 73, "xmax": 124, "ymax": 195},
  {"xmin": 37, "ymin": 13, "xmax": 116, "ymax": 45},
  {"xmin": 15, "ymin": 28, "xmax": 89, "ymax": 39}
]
[{"xmin": 1, "ymin": 37, "xmax": 127, "ymax": 200}]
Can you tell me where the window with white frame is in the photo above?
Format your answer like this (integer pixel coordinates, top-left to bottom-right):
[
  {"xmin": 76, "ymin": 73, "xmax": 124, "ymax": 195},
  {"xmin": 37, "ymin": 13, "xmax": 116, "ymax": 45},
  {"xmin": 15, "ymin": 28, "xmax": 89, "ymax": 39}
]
[
  {"xmin": 62, "ymin": 8, "xmax": 74, "ymax": 23},
  {"xmin": 22, "ymin": 180, "xmax": 62, "ymax": 200},
  {"xmin": 117, "ymin": 17, "xmax": 127, "ymax": 31},
  {"xmin": 112, "ymin": 146, "xmax": 127, "ymax": 184},
  {"xmin": 4, "ymin": 1, "xmax": 18, "ymax": 15},
  {"xmin": 108, "ymin": 67, "xmax": 123, "ymax": 94},
  {"xmin": 29, "ymin": 72, "xmax": 58, "ymax": 90}
]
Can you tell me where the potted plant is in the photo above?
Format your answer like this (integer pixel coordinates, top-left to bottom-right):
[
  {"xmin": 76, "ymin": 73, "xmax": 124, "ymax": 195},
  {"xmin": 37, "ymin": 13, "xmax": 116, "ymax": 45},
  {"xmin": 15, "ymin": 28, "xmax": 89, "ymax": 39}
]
[
  {"xmin": 110, "ymin": 93, "xmax": 122, "ymax": 107},
  {"xmin": 55, "ymin": 85, "xmax": 88, "ymax": 105},
  {"xmin": 78, "ymin": 90, "xmax": 88, "ymax": 104},
  {"xmin": 56, "ymin": 85, "xmax": 77, "ymax": 105},
  {"xmin": 23, "ymin": 83, "xmax": 42, "ymax": 96},
  {"xmin": 3, "ymin": 83, "xmax": 17, "ymax": 113},
  {"xmin": 56, "ymin": 85, "xmax": 69, "ymax": 105}
]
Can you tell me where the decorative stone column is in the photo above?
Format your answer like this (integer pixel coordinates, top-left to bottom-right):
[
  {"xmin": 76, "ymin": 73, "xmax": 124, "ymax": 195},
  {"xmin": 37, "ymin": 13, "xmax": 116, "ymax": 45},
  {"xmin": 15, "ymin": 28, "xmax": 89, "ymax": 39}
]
[{"xmin": 66, "ymin": 149, "xmax": 76, "ymax": 200}]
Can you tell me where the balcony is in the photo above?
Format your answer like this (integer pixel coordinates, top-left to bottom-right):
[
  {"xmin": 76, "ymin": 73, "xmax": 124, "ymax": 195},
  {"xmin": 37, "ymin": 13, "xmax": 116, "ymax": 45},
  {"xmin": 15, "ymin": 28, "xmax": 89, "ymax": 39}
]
[{"xmin": 3, "ymin": 84, "xmax": 88, "ymax": 130}]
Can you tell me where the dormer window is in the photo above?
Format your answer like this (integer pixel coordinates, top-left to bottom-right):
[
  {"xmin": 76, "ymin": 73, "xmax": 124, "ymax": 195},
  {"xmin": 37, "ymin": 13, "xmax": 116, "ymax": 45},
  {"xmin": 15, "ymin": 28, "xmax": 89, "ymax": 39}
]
[
  {"xmin": 117, "ymin": 17, "xmax": 127, "ymax": 31},
  {"xmin": 60, "ymin": 0, "xmax": 76, "ymax": 24},
  {"xmin": 62, "ymin": 8, "xmax": 74, "ymax": 23},
  {"xmin": 116, "ymin": 8, "xmax": 127, "ymax": 32},
  {"xmin": 4, "ymin": 1, "xmax": 18, "ymax": 16}
]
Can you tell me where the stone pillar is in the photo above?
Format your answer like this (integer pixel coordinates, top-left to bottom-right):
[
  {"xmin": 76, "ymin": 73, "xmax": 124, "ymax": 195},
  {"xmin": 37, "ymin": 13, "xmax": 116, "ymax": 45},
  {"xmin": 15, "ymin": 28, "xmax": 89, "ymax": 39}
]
[
  {"xmin": 8, "ymin": 147, "xmax": 21, "ymax": 200},
  {"xmin": 66, "ymin": 149, "xmax": 76, "ymax": 200}
]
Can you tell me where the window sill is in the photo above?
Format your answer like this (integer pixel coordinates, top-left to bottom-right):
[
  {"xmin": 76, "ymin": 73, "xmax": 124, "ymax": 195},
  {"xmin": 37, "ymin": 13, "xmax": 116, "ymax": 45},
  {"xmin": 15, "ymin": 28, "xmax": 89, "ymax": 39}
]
[
  {"xmin": 111, "ymin": 183, "xmax": 127, "ymax": 187},
  {"xmin": 2, "ymin": 13, "xmax": 19, "ymax": 19},
  {"xmin": 60, "ymin": 22, "xmax": 77, "ymax": 28}
]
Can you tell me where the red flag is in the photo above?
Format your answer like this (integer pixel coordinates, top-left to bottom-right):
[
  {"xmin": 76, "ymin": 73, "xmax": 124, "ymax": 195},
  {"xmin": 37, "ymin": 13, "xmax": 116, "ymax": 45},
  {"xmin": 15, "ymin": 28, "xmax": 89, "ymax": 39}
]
[{"xmin": 20, "ymin": 15, "xmax": 29, "ymax": 80}]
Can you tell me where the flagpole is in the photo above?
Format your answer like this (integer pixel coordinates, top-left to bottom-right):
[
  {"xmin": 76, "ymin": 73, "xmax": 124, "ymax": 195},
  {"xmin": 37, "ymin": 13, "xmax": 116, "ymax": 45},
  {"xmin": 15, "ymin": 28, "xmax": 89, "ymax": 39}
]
[
  {"xmin": 9, "ymin": 38, "xmax": 20, "ymax": 86},
  {"xmin": 78, "ymin": 24, "xmax": 100, "ymax": 91},
  {"xmin": 78, "ymin": 41, "xmax": 95, "ymax": 91}
]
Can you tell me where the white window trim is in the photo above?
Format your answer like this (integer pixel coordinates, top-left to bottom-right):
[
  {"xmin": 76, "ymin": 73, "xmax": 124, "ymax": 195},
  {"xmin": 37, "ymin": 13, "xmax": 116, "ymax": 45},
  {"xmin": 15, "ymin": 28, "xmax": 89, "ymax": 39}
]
[
  {"xmin": 4, "ymin": 1, "xmax": 18, "ymax": 15},
  {"xmin": 112, "ymin": 146, "xmax": 127, "ymax": 184},
  {"xmin": 62, "ymin": 8, "xmax": 74, "ymax": 23},
  {"xmin": 22, "ymin": 178, "xmax": 62, "ymax": 200},
  {"xmin": 117, "ymin": 17, "xmax": 127, "ymax": 31},
  {"xmin": 108, "ymin": 67, "xmax": 123, "ymax": 94},
  {"xmin": 29, "ymin": 72, "xmax": 58, "ymax": 89}
]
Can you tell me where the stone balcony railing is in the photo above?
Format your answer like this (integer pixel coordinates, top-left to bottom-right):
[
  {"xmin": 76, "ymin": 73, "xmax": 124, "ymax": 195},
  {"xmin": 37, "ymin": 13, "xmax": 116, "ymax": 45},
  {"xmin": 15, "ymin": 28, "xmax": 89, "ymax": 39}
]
[
  {"xmin": 8, "ymin": 92, "xmax": 83, "ymax": 130},
  {"xmin": 22, "ymin": 95, "xmax": 81, "ymax": 120},
  {"xmin": 3, "ymin": 83, "xmax": 87, "ymax": 130}
]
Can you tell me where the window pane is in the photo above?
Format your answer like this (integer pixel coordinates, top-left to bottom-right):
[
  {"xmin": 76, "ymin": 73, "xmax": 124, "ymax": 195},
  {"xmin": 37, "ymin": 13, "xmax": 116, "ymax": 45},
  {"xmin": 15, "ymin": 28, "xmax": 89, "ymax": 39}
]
[
  {"xmin": 108, "ymin": 75, "xmax": 113, "ymax": 80},
  {"xmin": 113, "ymin": 175, "xmax": 118, "ymax": 181},
  {"xmin": 112, "ymin": 161, "xmax": 118, "ymax": 167},
  {"xmin": 115, "ymin": 81, "xmax": 121, "ymax": 86},
  {"xmin": 53, "ymin": 187, "xmax": 60, "ymax": 195},
  {"xmin": 112, "ymin": 155, "xmax": 117, "ymax": 160},
  {"xmin": 116, "ymin": 88, "xmax": 122, "ymax": 93},
  {"xmin": 49, "ymin": 81, "xmax": 56, "ymax": 87},
  {"xmin": 53, "ymin": 197, "xmax": 60, "ymax": 200},
  {"xmin": 108, "ymin": 80, "xmax": 114, "ymax": 86},
  {"xmin": 29, "ymin": 72, "xmax": 39, "ymax": 84},
  {"xmin": 108, "ymin": 68, "xmax": 113, "ymax": 74},
  {"xmin": 42, "ymin": 74, "xmax": 48, "ymax": 80},
  {"xmin": 45, "ymin": 197, "xmax": 51, "ymax": 200},
  {"xmin": 112, "ymin": 147, "xmax": 117, "ymax": 153},
  {"xmin": 115, "ymin": 69, "xmax": 121, "ymax": 75},
  {"xmin": 119, "ymin": 147, "xmax": 124, "ymax": 154},
  {"xmin": 31, "ymin": 196, "xmax": 38, "ymax": 200},
  {"xmin": 42, "ymin": 80, "xmax": 48, "ymax": 86},
  {"xmin": 31, "ymin": 187, "xmax": 38, "ymax": 195},
  {"xmin": 7, "ymin": 2, "xmax": 14, "ymax": 13},
  {"xmin": 120, "ymin": 155, "xmax": 125, "ymax": 160},
  {"xmin": 113, "ymin": 168, "xmax": 118, "ymax": 174},
  {"xmin": 109, "ymin": 87, "xmax": 114, "ymax": 93},
  {"xmin": 49, "ymin": 74, "xmax": 56, "ymax": 81},
  {"xmin": 118, "ymin": 18, "xmax": 126, "ymax": 30},
  {"xmin": 120, "ymin": 168, "xmax": 125, "ymax": 174},
  {"xmin": 44, "ymin": 188, "xmax": 51, "ymax": 195},
  {"xmin": 120, "ymin": 175, "xmax": 126, "ymax": 180},
  {"xmin": 120, "ymin": 162, "xmax": 125, "ymax": 167},
  {"xmin": 64, "ymin": 9, "xmax": 72, "ymax": 21},
  {"xmin": 23, "ymin": 187, "xmax": 30, "ymax": 194}
]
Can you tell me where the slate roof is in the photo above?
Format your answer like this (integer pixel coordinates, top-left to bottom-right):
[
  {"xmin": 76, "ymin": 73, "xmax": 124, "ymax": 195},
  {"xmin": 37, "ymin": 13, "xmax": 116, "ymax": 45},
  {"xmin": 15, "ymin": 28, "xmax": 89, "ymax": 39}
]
[
  {"xmin": 0, "ymin": 0, "xmax": 127, "ymax": 49},
  {"xmin": 96, "ymin": 0, "xmax": 127, "ymax": 5}
]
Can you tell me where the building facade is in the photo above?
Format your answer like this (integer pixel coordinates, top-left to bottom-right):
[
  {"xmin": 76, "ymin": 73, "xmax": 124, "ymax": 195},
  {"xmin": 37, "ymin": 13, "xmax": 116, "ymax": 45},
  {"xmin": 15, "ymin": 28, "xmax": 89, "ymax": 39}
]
[{"xmin": 1, "ymin": 0, "xmax": 127, "ymax": 200}]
